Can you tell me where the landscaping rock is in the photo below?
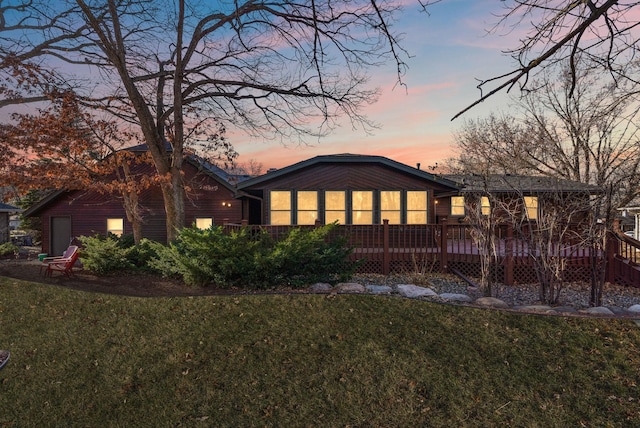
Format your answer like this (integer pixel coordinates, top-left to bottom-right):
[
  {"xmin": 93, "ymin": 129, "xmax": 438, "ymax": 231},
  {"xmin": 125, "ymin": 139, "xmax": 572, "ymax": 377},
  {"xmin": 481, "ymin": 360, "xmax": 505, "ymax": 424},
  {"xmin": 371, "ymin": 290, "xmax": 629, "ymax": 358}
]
[
  {"xmin": 396, "ymin": 284, "xmax": 437, "ymax": 298},
  {"xmin": 474, "ymin": 297, "xmax": 509, "ymax": 308},
  {"xmin": 607, "ymin": 306, "xmax": 629, "ymax": 316},
  {"xmin": 439, "ymin": 293, "xmax": 473, "ymax": 303},
  {"xmin": 580, "ymin": 307, "xmax": 615, "ymax": 316},
  {"xmin": 365, "ymin": 284, "xmax": 393, "ymax": 294},
  {"xmin": 309, "ymin": 283, "xmax": 333, "ymax": 293},
  {"xmin": 628, "ymin": 304, "xmax": 640, "ymax": 313},
  {"xmin": 335, "ymin": 283, "xmax": 366, "ymax": 293}
]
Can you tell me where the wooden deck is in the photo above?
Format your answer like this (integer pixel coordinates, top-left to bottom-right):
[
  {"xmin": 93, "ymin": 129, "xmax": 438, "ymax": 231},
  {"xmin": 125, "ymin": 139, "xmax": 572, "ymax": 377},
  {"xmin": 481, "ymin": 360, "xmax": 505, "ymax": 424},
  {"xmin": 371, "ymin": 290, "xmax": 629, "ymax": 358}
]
[{"xmin": 224, "ymin": 221, "xmax": 621, "ymax": 286}]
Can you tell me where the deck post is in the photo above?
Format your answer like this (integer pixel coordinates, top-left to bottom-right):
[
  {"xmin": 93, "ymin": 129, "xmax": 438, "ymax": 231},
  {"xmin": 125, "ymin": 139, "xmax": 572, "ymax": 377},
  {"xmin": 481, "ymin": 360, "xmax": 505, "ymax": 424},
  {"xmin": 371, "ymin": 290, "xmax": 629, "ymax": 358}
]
[
  {"xmin": 383, "ymin": 219, "xmax": 390, "ymax": 275},
  {"xmin": 504, "ymin": 223, "xmax": 514, "ymax": 285},
  {"xmin": 440, "ymin": 218, "xmax": 448, "ymax": 274},
  {"xmin": 605, "ymin": 230, "xmax": 617, "ymax": 283}
]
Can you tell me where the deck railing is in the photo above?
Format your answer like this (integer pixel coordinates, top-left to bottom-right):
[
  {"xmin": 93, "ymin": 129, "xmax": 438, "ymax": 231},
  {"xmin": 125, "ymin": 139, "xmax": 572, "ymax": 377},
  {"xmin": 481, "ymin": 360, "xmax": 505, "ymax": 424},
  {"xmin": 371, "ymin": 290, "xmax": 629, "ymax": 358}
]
[
  {"xmin": 223, "ymin": 220, "xmax": 635, "ymax": 287},
  {"xmin": 611, "ymin": 233, "xmax": 640, "ymax": 287}
]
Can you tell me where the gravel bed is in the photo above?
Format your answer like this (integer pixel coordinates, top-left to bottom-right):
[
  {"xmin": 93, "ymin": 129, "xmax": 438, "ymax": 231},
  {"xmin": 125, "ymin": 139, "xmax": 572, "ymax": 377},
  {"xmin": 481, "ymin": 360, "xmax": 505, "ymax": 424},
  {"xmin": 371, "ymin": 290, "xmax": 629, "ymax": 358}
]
[{"xmin": 351, "ymin": 273, "xmax": 640, "ymax": 310}]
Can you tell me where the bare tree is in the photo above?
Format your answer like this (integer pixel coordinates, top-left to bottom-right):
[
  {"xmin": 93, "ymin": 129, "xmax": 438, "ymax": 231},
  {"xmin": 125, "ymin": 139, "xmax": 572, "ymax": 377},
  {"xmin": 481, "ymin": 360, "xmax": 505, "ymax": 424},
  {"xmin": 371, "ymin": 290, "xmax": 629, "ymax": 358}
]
[
  {"xmin": 459, "ymin": 176, "xmax": 501, "ymax": 297},
  {"xmin": 453, "ymin": 0, "xmax": 639, "ymax": 120},
  {"xmin": 0, "ymin": 0, "xmax": 413, "ymax": 241},
  {"xmin": 451, "ymin": 65, "xmax": 640, "ymax": 214}
]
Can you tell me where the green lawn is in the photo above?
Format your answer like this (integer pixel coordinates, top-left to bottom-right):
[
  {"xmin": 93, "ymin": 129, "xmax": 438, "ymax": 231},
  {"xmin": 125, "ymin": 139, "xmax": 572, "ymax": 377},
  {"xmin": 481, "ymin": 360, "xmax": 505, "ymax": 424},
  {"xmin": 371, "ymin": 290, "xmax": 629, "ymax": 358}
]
[{"xmin": 1, "ymin": 276, "xmax": 640, "ymax": 427}]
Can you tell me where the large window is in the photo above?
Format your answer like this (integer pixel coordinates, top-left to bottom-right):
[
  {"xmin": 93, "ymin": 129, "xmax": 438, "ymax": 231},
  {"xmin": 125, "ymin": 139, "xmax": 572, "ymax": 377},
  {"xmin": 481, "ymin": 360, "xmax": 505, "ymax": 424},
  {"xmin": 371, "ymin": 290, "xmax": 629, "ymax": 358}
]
[
  {"xmin": 352, "ymin": 191, "xmax": 373, "ymax": 224},
  {"xmin": 107, "ymin": 218, "xmax": 124, "ymax": 237},
  {"xmin": 270, "ymin": 191, "xmax": 291, "ymax": 225},
  {"xmin": 380, "ymin": 191, "xmax": 401, "ymax": 224},
  {"xmin": 524, "ymin": 196, "xmax": 538, "ymax": 220},
  {"xmin": 407, "ymin": 191, "xmax": 428, "ymax": 224},
  {"xmin": 451, "ymin": 196, "xmax": 465, "ymax": 216},
  {"xmin": 325, "ymin": 191, "xmax": 346, "ymax": 224},
  {"xmin": 195, "ymin": 218, "xmax": 213, "ymax": 229},
  {"xmin": 297, "ymin": 191, "xmax": 318, "ymax": 225}
]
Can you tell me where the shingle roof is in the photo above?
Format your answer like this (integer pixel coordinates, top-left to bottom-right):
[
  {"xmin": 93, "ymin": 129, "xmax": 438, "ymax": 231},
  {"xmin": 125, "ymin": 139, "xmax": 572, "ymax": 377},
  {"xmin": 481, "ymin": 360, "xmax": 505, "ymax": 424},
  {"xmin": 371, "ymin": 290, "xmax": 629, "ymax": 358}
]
[
  {"xmin": 0, "ymin": 202, "xmax": 22, "ymax": 213},
  {"xmin": 237, "ymin": 154, "xmax": 460, "ymax": 189},
  {"xmin": 443, "ymin": 174, "xmax": 602, "ymax": 194}
]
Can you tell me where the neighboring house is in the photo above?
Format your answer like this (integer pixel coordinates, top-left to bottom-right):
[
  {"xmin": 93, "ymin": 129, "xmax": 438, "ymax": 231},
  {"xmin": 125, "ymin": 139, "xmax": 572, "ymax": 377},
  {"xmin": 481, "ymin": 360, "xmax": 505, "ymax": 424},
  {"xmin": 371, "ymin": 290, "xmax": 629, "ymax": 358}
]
[
  {"xmin": 23, "ymin": 154, "xmax": 244, "ymax": 256},
  {"xmin": 0, "ymin": 202, "xmax": 22, "ymax": 244},
  {"xmin": 440, "ymin": 174, "xmax": 602, "ymax": 222},
  {"xmin": 236, "ymin": 154, "xmax": 461, "ymax": 226}
]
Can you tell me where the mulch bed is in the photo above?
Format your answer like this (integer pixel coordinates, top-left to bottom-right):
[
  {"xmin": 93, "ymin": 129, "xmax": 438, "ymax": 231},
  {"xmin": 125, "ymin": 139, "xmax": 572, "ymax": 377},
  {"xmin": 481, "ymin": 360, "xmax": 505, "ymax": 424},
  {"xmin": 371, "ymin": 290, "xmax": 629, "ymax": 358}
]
[{"xmin": 0, "ymin": 258, "xmax": 253, "ymax": 297}]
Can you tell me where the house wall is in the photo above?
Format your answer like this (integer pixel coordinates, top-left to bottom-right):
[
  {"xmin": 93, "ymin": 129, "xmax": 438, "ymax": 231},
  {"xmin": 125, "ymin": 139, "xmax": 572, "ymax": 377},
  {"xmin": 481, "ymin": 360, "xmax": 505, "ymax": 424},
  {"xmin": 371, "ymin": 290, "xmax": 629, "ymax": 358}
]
[
  {"xmin": 0, "ymin": 213, "xmax": 8, "ymax": 243},
  {"xmin": 36, "ymin": 162, "xmax": 242, "ymax": 253},
  {"xmin": 242, "ymin": 163, "xmax": 455, "ymax": 225}
]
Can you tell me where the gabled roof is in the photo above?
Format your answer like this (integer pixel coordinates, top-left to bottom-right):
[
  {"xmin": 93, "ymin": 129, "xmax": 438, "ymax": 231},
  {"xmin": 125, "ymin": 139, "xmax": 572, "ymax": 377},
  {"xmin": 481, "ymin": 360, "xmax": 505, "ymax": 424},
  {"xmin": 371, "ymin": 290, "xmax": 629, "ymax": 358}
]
[
  {"xmin": 0, "ymin": 202, "xmax": 22, "ymax": 213},
  {"xmin": 22, "ymin": 190, "xmax": 66, "ymax": 217},
  {"xmin": 444, "ymin": 174, "xmax": 602, "ymax": 194},
  {"xmin": 237, "ymin": 153, "xmax": 461, "ymax": 190},
  {"xmin": 23, "ymin": 149, "xmax": 242, "ymax": 217},
  {"xmin": 124, "ymin": 143, "xmax": 250, "ymax": 187}
]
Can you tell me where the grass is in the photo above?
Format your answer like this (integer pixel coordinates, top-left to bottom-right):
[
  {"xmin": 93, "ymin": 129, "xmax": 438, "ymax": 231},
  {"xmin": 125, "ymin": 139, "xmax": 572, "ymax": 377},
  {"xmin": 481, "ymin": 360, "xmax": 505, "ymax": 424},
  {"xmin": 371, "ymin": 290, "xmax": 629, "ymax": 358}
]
[{"xmin": 1, "ymin": 277, "xmax": 640, "ymax": 427}]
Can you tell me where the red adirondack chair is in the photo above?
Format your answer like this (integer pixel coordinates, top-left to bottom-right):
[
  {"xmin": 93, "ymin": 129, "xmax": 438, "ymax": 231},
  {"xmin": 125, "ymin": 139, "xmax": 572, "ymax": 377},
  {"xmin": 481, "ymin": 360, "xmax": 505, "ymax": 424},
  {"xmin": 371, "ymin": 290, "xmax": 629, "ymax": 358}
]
[
  {"xmin": 44, "ymin": 249, "xmax": 80, "ymax": 278},
  {"xmin": 40, "ymin": 245, "xmax": 79, "ymax": 275}
]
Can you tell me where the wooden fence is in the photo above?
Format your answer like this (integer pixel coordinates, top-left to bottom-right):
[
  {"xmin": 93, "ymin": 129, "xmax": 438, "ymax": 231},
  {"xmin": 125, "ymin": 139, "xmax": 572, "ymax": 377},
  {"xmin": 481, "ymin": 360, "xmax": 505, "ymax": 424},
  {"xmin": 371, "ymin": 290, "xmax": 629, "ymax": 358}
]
[{"xmin": 223, "ymin": 220, "xmax": 636, "ymax": 287}]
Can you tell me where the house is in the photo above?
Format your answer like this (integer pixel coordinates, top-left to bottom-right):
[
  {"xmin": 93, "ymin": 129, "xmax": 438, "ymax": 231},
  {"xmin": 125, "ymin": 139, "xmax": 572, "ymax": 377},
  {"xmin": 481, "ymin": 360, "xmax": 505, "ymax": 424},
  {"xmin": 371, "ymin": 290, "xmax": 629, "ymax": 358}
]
[
  {"xmin": 23, "ymin": 154, "xmax": 244, "ymax": 256},
  {"xmin": 235, "ymin": 154, "xmax": 600, "ymax": 226},
  {"xmin": 439, "ymin": 174, "xmax": 601, "ymax": 222},
  {"xmin": 236, "ymin": 154, "xmax": 461, "ymax": 226},
  {"xmin": 0, "ymin": 202, "xmax": 22, "ymax": 244},
  {"xmin": 23, "ymin": 152, "xmax": 601, "ymax": 259}
]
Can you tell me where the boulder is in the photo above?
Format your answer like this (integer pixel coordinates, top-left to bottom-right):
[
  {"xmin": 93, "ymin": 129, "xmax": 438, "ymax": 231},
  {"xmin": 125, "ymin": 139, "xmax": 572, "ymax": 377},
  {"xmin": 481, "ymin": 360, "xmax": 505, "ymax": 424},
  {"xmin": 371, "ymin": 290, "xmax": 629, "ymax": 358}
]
[
  {"xmin": 335, "ymin": 283, "xmax": 366, "ymax": 293},
  {"xmin": 396, "ymin": 284, "xmax": 437, "ymax": 298},
  {"xmin": 309, "ymin": 283, "xmax": 333, "ymax": 293},
  {"xmin": 580, "ymin": 307, "xmax": 615, "ymax": 316},
  {"xmin": 627, "ymin": 304, "xmax": 640, "ymax": 313},
  {"xmin": 365, "ymin": 284, "xmax": 393, "ymax": 295}
]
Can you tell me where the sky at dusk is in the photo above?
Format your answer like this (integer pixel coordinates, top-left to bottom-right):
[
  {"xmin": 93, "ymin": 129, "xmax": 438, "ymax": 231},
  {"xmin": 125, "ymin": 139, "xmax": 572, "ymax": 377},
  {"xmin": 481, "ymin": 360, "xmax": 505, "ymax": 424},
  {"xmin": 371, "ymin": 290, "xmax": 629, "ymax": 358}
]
[{"xmin": 234, "ymin": 0, "xmax": 518, "ymax": 171}]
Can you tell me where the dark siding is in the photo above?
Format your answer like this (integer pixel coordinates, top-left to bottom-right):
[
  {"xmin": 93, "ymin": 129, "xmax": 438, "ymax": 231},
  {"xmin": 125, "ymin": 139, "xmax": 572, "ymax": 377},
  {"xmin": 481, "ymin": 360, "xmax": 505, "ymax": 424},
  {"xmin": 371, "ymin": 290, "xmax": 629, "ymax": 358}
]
[
  {"xmin": 242, "ymin": 162, "xmax": 453, "ymax": 225},
  {"xmin": 36, "ymin": 161, "xmax": 242, "ymax": 251}
]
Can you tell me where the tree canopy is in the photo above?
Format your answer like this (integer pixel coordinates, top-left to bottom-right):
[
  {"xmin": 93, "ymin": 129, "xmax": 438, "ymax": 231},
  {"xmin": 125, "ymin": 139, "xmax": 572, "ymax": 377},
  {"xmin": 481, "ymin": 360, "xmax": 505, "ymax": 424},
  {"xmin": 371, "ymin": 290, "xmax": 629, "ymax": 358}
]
[
  {"xmin": 454, "ymin": 1, "xmax": 640, "ymax": 119},
  {"xmin": 0, "ymin": 0, "xmax": 412, "ymax": 240}
]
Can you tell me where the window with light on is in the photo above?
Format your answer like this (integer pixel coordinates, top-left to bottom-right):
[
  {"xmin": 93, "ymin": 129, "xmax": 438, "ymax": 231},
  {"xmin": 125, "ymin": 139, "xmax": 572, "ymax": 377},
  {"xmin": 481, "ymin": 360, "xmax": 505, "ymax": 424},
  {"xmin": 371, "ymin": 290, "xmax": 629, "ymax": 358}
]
[{"xmin": 107, "ymin": 218, "xmax": 124, "ymax": 237}]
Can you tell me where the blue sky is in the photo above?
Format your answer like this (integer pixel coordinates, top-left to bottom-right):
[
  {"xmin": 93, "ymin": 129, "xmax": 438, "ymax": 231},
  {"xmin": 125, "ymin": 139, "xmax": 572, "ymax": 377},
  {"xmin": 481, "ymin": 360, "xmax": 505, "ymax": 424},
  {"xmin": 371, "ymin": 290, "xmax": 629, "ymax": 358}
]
[{"xmin": 234, "ymin": 0, "xmax": 519, "ymax": 170}]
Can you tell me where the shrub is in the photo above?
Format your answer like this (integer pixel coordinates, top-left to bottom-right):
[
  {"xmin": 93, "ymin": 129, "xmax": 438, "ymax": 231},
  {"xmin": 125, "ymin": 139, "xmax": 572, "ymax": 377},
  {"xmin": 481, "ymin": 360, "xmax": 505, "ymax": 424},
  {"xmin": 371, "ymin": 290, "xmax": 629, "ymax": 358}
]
[
  {"xmin": 0, "ymin": 242, "xmax": 19, "ymax": 257},
  {"xmin": 261, "ymin": 224, "xmax": 357, "ymax": 287},
  {"xmin": 78, "ymin": 235, "xmax": 133, "ymax": 275},
  {"xmin": 147, "ymin": 226, "xmax": 273, "ymax": 287},
  {"xmin": 126, "ymin": 238, "xmax": 161, "ymax": 270},
  {"xmin": 147, "ymin": 223, "xmax": 357, "ymax": 288}
]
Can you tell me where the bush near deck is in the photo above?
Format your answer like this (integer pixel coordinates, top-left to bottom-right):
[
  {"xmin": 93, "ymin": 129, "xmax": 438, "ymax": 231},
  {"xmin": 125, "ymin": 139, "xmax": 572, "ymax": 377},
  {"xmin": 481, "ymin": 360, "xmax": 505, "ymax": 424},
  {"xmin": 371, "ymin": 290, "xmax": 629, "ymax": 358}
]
[{"xmin": 79, "ymin": 223, "xmax": 358, "ymax": 288}]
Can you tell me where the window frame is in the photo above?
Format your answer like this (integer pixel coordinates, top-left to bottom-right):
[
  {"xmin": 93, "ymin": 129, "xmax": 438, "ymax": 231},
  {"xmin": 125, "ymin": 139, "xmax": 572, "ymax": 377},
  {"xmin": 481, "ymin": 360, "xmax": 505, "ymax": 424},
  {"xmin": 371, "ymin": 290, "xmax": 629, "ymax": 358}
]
[
  {"xmin": 324, "ymin": 190, "xmax": 346, "ymax": 225},
  {"xmin": 524, "ymin": 196, "xmax": 539, "ymax": 220},
  {"xmin": 269, "ymin": 190, "xmax": 292, "ymax": 225},
  {"xmin": 451, "ymin": 196, "xmax": 465, "ymax": 216},
  {"xmin": 194, "ymin": 217, "xmax": 213, "ymax": 229},
  {"xmin": 351, "ymin": 190, "xmax": 374, "ymax": 225},
  {"xmin": 106, "ymin": 218, "xmax": 124, "ymax": 237},
  {"xmin": 380, "ymin": 190, "xmax": 401, "ymax": 224},
  {"xmin": 296, "ymin": 190, "xmax": 319, "ymax": 225},
  {"xmin": 406, "ymin": 190, "xmax": 428, "ymax": 224}
]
